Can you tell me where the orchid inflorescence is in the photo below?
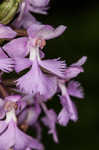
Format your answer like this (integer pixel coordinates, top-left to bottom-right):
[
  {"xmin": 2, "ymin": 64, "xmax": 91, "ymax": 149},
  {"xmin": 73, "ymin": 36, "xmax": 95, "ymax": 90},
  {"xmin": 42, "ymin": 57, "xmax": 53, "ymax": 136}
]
[{"xmin": 0, "ymin": 0, "xmax": 87, "ymax": 150}]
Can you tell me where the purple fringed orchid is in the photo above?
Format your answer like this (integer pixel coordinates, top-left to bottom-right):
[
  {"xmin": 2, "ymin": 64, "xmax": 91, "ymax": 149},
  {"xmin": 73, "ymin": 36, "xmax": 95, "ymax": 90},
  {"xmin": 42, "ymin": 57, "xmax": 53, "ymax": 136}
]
[
  {"xmin": 0, "ymin": 95, "xmax": 44, "ymax": 150},
  {"xmin": 18, "ymin": 103, "xmax": 42, "ymax": 140},
  {"xmin": 13, "ymin": 0, "xmax": 50, "ymax": 28},
  {"xmin": 3, "ymin": 24, "xmax": 66, "ymax": 99},
  {"xmin": 0, "ymin": 0, "xmax": 87, "ymax": 148},
  {"xmin": 20, "ymin": 93, "xmax": 58, "ymax": 143},
  {"xmin": 57, "ymin": 56, "xmax": 87, "ymax": 126}
]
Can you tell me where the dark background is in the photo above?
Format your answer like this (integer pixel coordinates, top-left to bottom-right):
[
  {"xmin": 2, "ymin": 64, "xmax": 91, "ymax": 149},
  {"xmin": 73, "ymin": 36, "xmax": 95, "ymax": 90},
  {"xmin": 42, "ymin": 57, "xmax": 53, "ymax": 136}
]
[{"xmin": 35, "ymin": 1, "xmax": 99, "ymax": 150}]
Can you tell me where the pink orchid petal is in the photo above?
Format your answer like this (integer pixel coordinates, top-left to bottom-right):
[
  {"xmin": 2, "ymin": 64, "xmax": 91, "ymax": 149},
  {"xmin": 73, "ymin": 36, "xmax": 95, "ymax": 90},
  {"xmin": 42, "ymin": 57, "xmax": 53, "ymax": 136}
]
[
  {"xmin": 16, "ymin": 60, "xmax": 57, "ymax": 100},
  {"xmin": 71, "ymin": 56, "xmax": 87, "ymax": 67},
  {"xmin": 14, "ymin": 58, "xmax": 32, "ymax": 73},
  {"xmin": 39, "ymin": 58, "xmax": 66, "ymax": 78},
  {"xmin": 28, "ymin": 24, "xmax": 67, "ymax": 40},
  {"xmin": 3, "ymin": 37, "xmax": 28, "ymax": 58},
  {"xmin": 0, "ymin": 24, "xmax": 16, "ymax": 39},
  {"xmin": 67, "ymin": 80, "xmax": 84, "ymax": 98}
]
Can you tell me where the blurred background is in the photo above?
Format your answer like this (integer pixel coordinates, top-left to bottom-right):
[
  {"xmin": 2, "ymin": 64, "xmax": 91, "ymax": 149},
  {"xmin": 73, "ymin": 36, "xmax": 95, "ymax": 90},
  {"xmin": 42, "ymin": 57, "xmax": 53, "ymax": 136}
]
[{"xmin": 34, "ymin": 0, "xmax": 99, "ymax": 150}]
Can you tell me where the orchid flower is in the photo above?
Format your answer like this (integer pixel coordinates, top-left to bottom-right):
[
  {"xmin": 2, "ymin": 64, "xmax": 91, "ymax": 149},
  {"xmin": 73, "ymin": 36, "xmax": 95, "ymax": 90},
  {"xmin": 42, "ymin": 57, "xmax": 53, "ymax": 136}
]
[
  {"xmin": 13, "ymin": 0, "xmax": 50, "ymax": 28},
  {"xmin": 57, "ymin": 56, "xmax": 87, "ymax": 126},
  {"xmin": 0, "ymin": 95, "xmax": 44, "ymax": 150},
  {"xmin": 3, "ymin": 24, "xmax": 66, "ymax": 98}
]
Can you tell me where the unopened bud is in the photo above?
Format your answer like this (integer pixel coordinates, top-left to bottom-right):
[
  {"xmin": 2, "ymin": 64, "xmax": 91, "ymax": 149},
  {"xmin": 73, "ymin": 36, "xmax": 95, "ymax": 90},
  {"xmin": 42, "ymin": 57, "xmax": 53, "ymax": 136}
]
[{"xmin": 0, "ymin": 0, "xmax": 21, "ymax": 24}]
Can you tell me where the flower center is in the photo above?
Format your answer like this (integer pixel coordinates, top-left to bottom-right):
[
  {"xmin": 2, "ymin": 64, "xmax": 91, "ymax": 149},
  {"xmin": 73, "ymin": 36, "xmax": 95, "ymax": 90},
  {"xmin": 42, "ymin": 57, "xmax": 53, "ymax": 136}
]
[
  {"xmin": 35, "ymin": 39, "xmax": 46, "ymax": 49},
  {"xmin": 29, "ymin": 38, "xmax": 46, "ymax": 61},
  {"xmin": 6, "ymin": 108, "xmax": 17, "ymax": 123}
]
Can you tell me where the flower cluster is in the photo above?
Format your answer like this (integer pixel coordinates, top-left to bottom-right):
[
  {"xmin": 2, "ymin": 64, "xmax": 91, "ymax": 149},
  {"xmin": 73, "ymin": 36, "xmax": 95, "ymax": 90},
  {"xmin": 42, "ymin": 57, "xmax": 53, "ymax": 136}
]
[{"xmin": 0, "ymin": 0, "xmax": 87, "ymax": 149}]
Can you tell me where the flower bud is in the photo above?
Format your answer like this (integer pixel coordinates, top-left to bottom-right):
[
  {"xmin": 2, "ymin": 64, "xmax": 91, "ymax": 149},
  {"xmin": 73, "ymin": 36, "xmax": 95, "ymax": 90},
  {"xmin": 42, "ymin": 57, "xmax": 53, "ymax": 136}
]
[{"xmin": 0, "ymin": 0, "xmax": 21, "ymax": 24}]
